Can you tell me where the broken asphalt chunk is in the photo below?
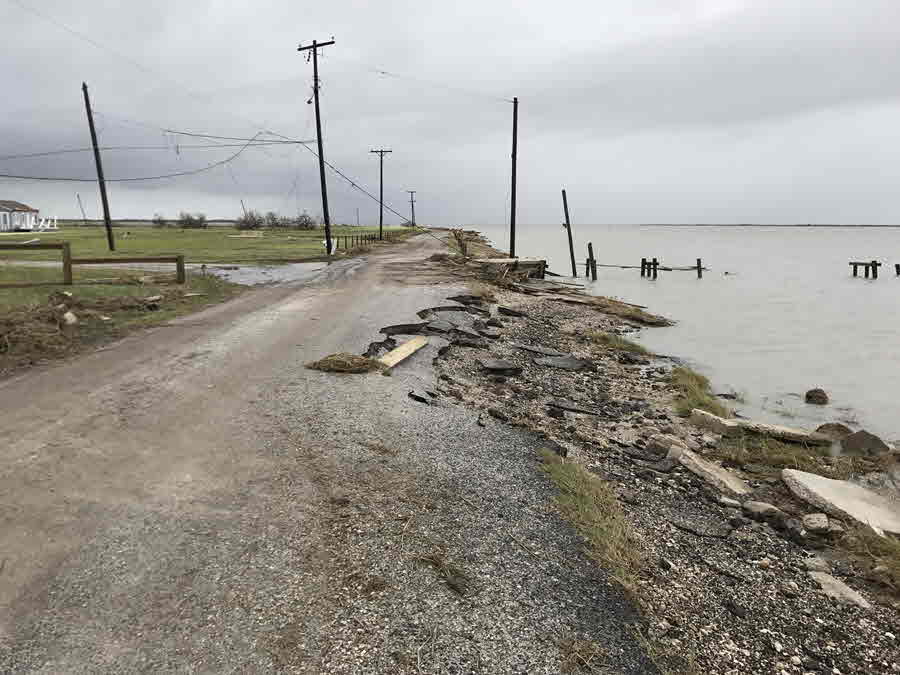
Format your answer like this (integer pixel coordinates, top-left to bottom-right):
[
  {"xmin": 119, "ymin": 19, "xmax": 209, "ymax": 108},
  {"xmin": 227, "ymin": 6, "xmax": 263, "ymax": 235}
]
[
  {"xmin": 512, "ymin": 343, "xmax": 567, "ymax": 357},
  {"xmin": 480, "ymin": 359, "xmax": 523, "ymax": 376},
  {"xmin": 381, "ymin": 322, "xmax": 427, "ymax": 336},
  {"xmin": 546, "ymin": 399, "xmax": 602, "ymax": 416},
  {"xmin": 497, "ymin": 306, "xmax": 526, "ymax": 317},
  {"xmin": 533, "ymin": 355, "xmax": 594, "ymax": 371}
]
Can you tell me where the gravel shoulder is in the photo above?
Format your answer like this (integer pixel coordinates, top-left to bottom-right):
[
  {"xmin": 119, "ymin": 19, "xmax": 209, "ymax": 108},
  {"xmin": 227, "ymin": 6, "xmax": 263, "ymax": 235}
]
[{"xmin": 0, "ymin": 236, "xmax": 655, "ymax": 673}]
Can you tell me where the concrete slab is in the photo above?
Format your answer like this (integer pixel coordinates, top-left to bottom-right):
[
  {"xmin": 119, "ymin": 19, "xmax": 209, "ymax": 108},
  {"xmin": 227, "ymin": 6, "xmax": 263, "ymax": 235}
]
[
  {"xmin": 689, "ymin": 409, "xmax": 742, "ymax": 437},
  {"xmin": 679, "ymin": 449, "xmax": 752, "ymax": 497},
  {"xmin": 782, "ymin": 469, "xmax": 900, "ymax": 535},
  {"xmin": 689, "ymin": 409, "xmax": 831, "ymax": 445},
  {"xmin": 808, "ymin": 572, "xmax": 871, "ymax": 610}
]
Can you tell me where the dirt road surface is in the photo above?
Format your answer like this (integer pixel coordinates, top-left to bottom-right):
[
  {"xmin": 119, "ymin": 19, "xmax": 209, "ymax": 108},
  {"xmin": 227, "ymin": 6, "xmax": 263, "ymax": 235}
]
[{"xmin": 0, "ymin": 235, "xmax": 652, "ymax": 673}]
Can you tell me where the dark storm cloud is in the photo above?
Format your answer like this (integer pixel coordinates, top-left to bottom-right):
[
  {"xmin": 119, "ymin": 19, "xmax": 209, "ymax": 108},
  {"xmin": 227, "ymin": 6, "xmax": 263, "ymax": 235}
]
[{"xmin": 2, "ymin": 0, "xmax": 900, "ymax": 223}]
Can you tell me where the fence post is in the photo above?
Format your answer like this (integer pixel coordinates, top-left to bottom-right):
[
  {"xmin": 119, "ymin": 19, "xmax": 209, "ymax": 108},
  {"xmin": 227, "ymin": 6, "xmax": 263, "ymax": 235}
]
[
  {"xmin": 696, "ymin": 258, "xmax": 703, "ymax": 279},
  {"xmin": 176, "ymin": 255, "xmax": 186, "ymax": 284},
  {"xmin": 62, "ymin": 242, "xmax": 73, "ymax": 285},
  {"xmin": 652, "ymin": 257, "xmax": 659, "ymax": 280},
  {"xmin": 641, "ymin": 258, "xmax": 647, "ymax": 277},
  {"xmin": 872, "ymin": 260, "xmax": 879, "ymax": 280}
]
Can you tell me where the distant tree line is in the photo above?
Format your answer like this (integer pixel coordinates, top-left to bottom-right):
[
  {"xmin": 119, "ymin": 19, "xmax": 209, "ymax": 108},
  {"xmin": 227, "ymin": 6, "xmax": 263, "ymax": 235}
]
[
  {"xmin": 150, "ymin": 210, "xmax": 318, "ymax": 231},
  {"xmin": 235, "ymin": 210, "xmax": 317, "ymax": 231}
]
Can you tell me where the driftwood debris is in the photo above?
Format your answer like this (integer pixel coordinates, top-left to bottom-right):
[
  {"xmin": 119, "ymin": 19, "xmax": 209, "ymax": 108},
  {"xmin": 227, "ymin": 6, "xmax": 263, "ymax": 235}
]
[{"xmin": 378, "ymin": 336, "xmax": 429, "ymax": 369}]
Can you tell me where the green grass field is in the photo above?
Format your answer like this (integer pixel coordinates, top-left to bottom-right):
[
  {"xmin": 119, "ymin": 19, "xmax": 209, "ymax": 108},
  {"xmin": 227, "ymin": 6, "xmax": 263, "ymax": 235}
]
[
  {"xmin": 0, "ymin": 264, "xmax": 239, "ymax": 312},
  {"xmin": 0, "ymin": 225, "xmax": 416, "ymax": 265}
]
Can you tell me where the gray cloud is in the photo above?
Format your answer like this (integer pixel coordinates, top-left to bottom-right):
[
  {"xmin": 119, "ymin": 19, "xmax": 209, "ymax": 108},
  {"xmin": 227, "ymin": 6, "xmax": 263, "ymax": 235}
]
[{"xmin": 1, "ymin": 0, "xmax": 899, "ymax": 224}]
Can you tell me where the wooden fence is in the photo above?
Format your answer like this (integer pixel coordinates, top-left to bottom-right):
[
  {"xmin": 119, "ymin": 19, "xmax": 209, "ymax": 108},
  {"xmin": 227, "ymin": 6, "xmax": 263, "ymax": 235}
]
[{"xmin": 0, "ymin": 242, "xmax": 185, "ymax": 287}]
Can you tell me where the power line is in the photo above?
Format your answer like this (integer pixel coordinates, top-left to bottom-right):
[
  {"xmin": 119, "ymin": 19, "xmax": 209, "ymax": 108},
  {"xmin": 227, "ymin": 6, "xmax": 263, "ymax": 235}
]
[
  {"xmin": 0, "ymin": 141, "xmax": 311, "ymax": 162},
  {"xmin": 0, "ymin": 132, "xmax": 266, "ymax": 182}
]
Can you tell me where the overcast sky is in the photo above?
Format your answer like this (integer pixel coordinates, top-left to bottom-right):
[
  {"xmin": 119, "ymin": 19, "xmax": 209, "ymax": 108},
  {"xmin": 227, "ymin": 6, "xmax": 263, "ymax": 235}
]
[{"xmin": 2, "ymin": 0, "xmax": 899, "ymax": 225}]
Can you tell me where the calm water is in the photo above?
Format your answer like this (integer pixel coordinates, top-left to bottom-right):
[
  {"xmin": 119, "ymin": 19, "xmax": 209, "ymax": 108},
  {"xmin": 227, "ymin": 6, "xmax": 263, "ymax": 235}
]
[{"xmin": 477, "ymin": 224, "xmax": 900, "ymax": 442}]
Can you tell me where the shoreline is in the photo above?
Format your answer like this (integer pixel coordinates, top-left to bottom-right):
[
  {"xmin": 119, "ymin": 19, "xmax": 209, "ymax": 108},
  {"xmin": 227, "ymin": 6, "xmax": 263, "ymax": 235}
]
[{"xmin": 421, "ymin": 228, "xmax": 900, "ymax": 673}]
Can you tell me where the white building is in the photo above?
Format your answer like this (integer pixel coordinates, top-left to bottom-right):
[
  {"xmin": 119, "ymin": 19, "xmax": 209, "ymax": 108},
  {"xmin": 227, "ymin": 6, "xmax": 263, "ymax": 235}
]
[{"xmin": 0, "ymin": 201, "xmax": 57, "ymax": 232}]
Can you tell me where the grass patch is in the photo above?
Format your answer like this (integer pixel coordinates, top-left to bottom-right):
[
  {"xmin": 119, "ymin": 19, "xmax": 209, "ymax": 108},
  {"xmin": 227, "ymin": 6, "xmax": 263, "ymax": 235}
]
[
  {"xmin": 669, "ymin": 366, "xmax": 731, "ymax": 418},
  {"xmin": 306, "ymin": 353, "xmax": 385, "ymax": 374},
  {"xmin": 839, "ymin": 525, "xmax": 900, "ymax": 594},
  {"xmin": 540, "ymin": 450, "xmax": 642, "ymax": 591},
  {"xmin": 708, "ymin": 433, "xmax": 893, "ymax": 480},
  {"xmin": 0, "ymin": 265, "xmax": 240, "ymax": 374},
  {"xmin": 558, "ymin": 636, "xmax": 606, "ymax": 674},
  {"xmin": 0, "ymin": 225, "xmax": 415, "ymax": 265},
  {"xmin": 587, "ymin": 330, "xmax": 650, "ymax": 355}
]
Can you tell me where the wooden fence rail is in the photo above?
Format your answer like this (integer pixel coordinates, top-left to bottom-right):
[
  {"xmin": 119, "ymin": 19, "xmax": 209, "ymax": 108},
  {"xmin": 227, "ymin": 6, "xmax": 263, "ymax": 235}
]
[{"xmin": 0, "ymin": 242, "xmax": 185, "ymax": 286}]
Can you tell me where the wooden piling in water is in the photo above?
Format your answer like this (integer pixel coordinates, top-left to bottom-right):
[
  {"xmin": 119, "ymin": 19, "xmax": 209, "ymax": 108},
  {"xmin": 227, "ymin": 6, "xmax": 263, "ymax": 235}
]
[
  {"xmin": 895, "ymin": 263, "xmax": 900, "ymax": 276},
  {"xmin": 696, "ymin": 258, "xmax": 703, "ymax": 279},
  {"xmin": 641, "ymin": 258, "xmax": 647, "ymax": 277},
  {"xmin": 872, "ymin": 259, "xmax": 879, "ymax": 279},
  {"xmin": 561, "ymin": 189, "xmax": 577, "ymax": 277},
  {"xmin": 587, "ymin": 242, "xmax": 597, "ymax": 281},
  {"xmin": 652, "ymin": 257, "xmax": 659, "ymax": 280}
]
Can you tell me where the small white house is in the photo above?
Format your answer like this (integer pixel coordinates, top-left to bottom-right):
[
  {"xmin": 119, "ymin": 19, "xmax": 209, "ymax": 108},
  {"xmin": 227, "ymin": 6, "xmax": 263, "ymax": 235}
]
[{"xmin": 0, "ymin": 201, "xmax": 57, "ymax": 232}]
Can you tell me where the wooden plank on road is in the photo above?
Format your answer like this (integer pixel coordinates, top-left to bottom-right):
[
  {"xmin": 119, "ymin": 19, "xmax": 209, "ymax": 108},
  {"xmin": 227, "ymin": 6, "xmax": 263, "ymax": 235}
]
[{"xmin": 378, "ymin": 336, "xmax": 428, "ymax": 369}]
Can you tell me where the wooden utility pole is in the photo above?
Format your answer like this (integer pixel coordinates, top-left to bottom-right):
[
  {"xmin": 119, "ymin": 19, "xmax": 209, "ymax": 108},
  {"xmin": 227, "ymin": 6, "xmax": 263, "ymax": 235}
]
[
  {"xmin": 75, "ymin": 193, "xmax": 88, "ymax": 227},
  {"xmin": 370, "ymin": 149, "xmax": 392, "ymax": 239},
  {"xmin": 561, "ymin": 189, "xmax": 576, "ymax": 277},
  {"xmin": 298, "ymin": 38, "xmax": 335, "ymax": 254},
  {"xmin": 509, "ymin": 96, "xmax": 518, "ymax": 258},
  {"xmin": 407, "ymin": 190, "xmax": 416, "ymax": 226},
  {"xmin": 82, "ymin": 83, "xmax": 115, "ymax": 251}
]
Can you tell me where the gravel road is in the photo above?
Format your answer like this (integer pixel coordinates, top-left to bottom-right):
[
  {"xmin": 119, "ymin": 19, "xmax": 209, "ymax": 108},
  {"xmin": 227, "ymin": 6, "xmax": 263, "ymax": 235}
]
[{"xmin": 0, "ymin": 235, "xmax": 653, "ymax": 673}]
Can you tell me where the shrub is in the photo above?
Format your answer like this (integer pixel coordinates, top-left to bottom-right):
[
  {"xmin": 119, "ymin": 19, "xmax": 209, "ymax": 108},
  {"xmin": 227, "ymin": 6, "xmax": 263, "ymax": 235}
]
[
  {"xmin": 295, "ymin": 211, "xmax": 317, "ymax": 230},
  {"xmin": 151, "ymin": 213, "xmax": 167, "ymax": 228},
  {"xmin": 235, "ymin": 209, "xmax": 264, "ymax": 230},
  {"xmin": 178, "ymin": 212, "xmax": 207, "ymax": 229},
  {"xmin": 264, "ymin": 211, "xmax": 281, "ymax": 228}
]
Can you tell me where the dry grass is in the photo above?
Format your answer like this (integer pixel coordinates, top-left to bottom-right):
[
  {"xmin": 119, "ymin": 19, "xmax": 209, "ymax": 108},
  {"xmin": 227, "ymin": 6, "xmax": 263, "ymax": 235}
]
[
  {"xmin": 839, "ymin": 525, "xmax": 900, "ymax": 594},
  {"xmin": 558, "ymin": 637, "xmax": 606, "ymax": 673},
  {"xmin": 414, "ymin": 551, "xmax": 472, "ymax": 596},
  {"xmin": 0, "ymin": 272, "xmax": 239, "ymax": 373},
  {"xmin": 587, "ymin": 330, "xmax": 651, "ymax": 355},
  {"xmin": 709, "ymin": 433, "xmax": 894, "ymax": 480},
  {"xmin": 540, "ymin": 450, "xmax": 642, "ymax": 591},
  {"xmin": 305, "ymin": 353, "xmax": 385, "ymax": 374},
  {"xmin": 466, "ymin": 281, "xmax": 498, "ymax": 303},
  {"xmin": 669, "ymin": 366, "xmax": 731, "ymax": 418},
  {"xmin": 587, "ymin": 296, "xmax": 671, "ymax": 327}
]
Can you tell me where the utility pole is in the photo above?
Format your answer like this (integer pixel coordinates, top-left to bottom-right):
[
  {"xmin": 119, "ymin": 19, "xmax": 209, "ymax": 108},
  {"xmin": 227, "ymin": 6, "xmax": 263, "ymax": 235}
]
[
  {"xmin": 561, "ymin": 189, "xmax": 577, "ymax": 277},
  {"xmin": 407, "ymin": 190, "xmax": 416, "ymax": 227},
  {"xmin": 509, "ymin": 96, "xmax": 518, "ymax": 258},
  {"xmin": 82, "ymin": 82, "xmax": 115, "ymax": 251},
  {"xmin": 298, "ymin": 37, "xmax": 335, "ymax": 254},
  {"xmin": 75, "ymin": 193, "xmax": 88, "ymax": 227},
  {"xmin": 356, "ymin": 207, "xmax": 360, "ymax": 227},
  {"xmin": 370, "ymin": 149, "xmax": 392, "ymax": 239}
]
